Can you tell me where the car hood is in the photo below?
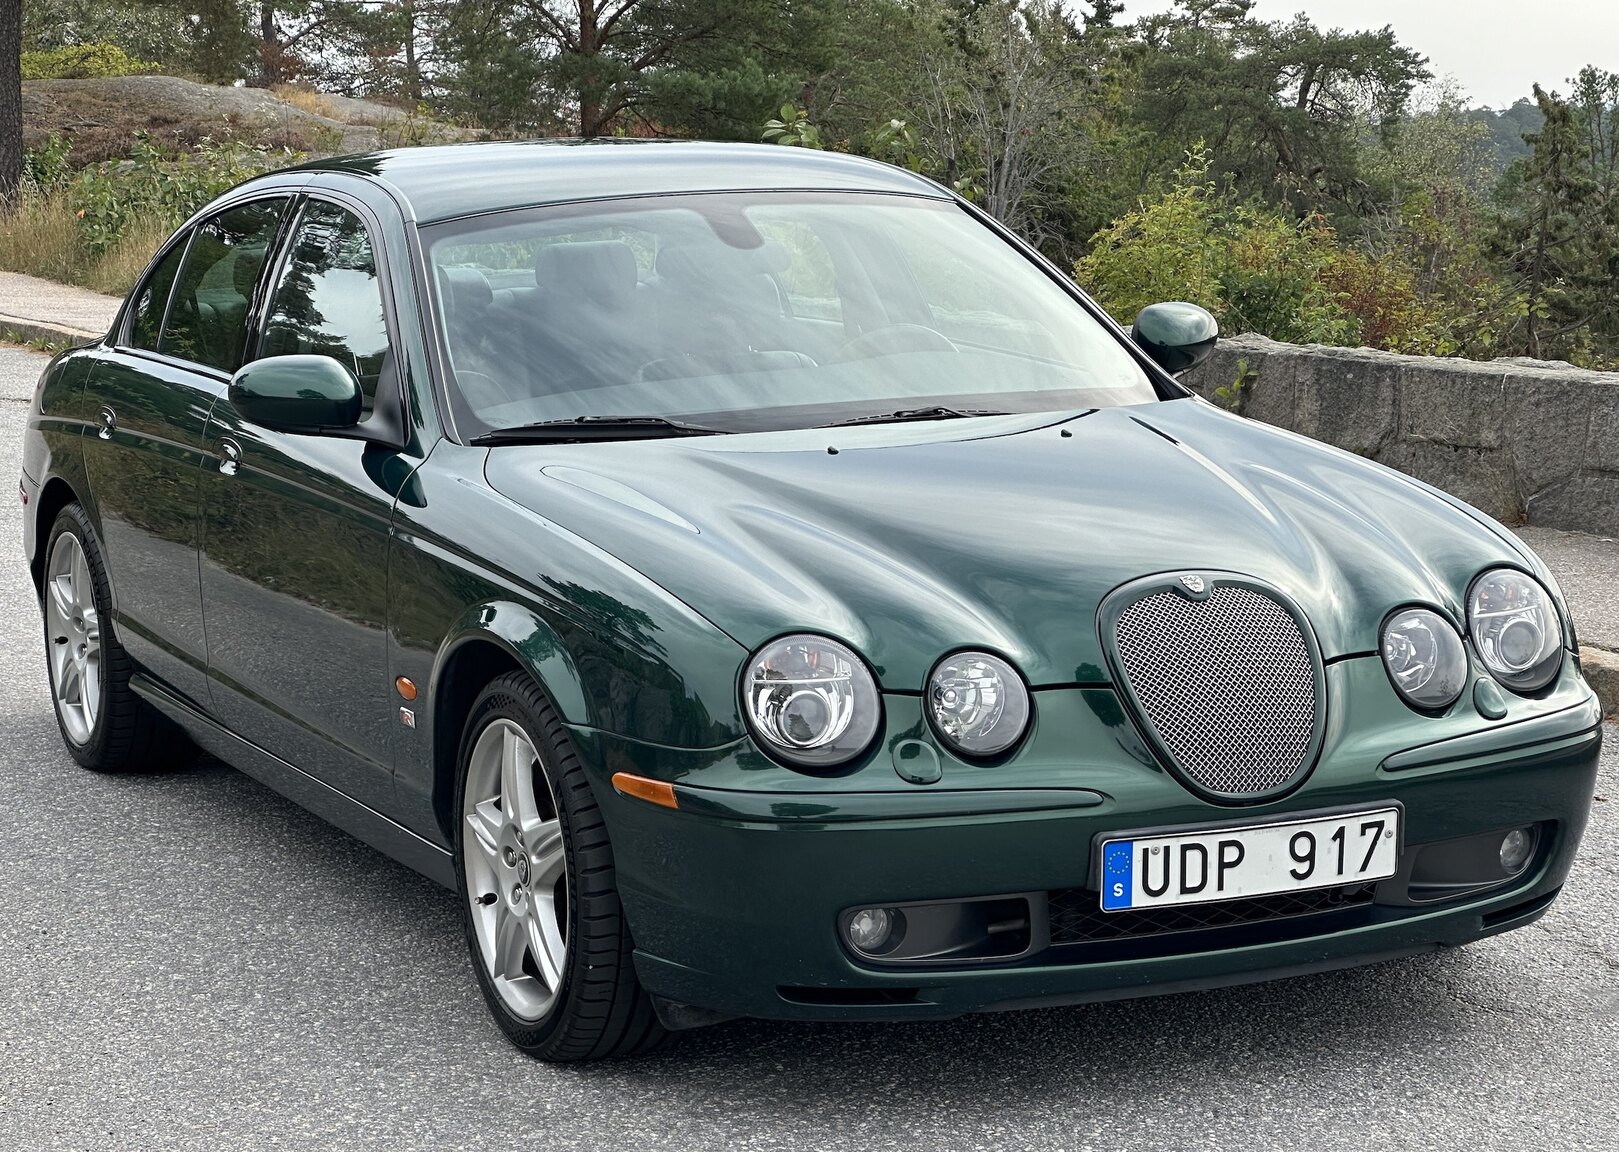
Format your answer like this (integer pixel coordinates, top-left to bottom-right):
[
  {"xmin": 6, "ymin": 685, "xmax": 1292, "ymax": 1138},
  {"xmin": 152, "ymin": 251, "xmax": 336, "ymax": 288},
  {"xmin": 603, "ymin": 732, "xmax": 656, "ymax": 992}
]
[{"xmin": 482, "ymin": 398, "xmax": 1532, "ymax": 690}]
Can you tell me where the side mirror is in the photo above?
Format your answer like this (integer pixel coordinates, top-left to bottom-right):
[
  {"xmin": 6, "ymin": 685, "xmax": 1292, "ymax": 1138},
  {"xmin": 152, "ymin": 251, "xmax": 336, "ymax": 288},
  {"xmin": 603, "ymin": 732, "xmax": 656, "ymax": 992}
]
[
  {"xmin": 1131, "ymin": 302, "xmax": 1219, "ymax": 375},
  {"xmin": 229, "ymin": 355, "xmax": 362, "ymax": 432}
]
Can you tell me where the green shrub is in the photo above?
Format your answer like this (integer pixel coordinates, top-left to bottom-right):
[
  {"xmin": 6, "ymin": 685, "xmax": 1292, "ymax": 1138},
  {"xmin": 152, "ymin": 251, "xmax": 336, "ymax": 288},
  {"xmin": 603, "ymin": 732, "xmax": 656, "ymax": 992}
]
[
  {"xmin": 74, "ymin": 133, "xmax": 296, "ymax": 255},
  {"xmin": 23, "ymin": 135, "xmax": 73, "ymax": 193},
  {"xmin": 2, "ymin": 134, "xmax": 303, "ymax": 298},
  {"xmin": 20, "ymin": 43, "xmax": 158, "ymax": 80},
  {"xmin": 1076, "ymin": 147, "xmax": 1452, "ymax": 352}
]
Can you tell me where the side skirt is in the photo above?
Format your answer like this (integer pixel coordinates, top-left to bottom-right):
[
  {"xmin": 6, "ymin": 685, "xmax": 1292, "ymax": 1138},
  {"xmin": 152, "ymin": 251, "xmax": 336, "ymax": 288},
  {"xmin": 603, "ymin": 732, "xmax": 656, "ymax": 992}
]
[{"xmin": 132, "ymin": 673, "xmax": 456, "ymax": 890}]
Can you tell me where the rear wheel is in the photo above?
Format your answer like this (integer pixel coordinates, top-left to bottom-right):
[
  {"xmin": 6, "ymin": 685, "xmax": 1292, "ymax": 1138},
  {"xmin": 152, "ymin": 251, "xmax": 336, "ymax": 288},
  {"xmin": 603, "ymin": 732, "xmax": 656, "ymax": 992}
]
[
  {"xmin": 454, "ymin": 671, "xmax": 666, "ymax": 1061},
  {"xmin": 41, "ymin": 504, "xmax": 189, "ymax": 773}
]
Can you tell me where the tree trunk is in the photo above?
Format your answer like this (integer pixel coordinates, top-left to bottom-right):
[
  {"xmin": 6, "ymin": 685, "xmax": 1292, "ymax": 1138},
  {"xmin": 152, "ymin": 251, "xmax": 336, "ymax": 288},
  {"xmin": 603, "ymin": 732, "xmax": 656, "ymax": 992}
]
[
  {"xmin": 258, "ymin": 1, "xmax": 280, "ymax": 87},
  {"xmin": 577, "ymin": 0, "xmax": 603, "ymax": 137},
  {"xmin": 0, "ymin": 0, "xmax": 20, "ymax": 209},
  {"xmin": 402, "ymin": 1, "xmax": 421, "ymax": 103}
]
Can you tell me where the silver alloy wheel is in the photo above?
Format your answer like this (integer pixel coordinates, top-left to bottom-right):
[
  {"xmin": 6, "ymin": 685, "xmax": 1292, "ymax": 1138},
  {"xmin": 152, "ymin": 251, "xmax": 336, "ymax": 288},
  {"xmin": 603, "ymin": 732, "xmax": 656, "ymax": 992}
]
[
  {"xmin": 44, "ymin": 532, "xmax": 101, "ymax": 746},
  {"xmin": 462, "ymin": 717, "xmax": 569, "ymax": 1022}
]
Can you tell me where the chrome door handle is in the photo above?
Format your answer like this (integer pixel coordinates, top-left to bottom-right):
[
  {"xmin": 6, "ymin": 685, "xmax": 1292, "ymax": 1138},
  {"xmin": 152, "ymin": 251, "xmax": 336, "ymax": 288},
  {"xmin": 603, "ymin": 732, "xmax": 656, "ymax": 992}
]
[
  {"xmin": 219, "ymin": 438, "xmax": 241, "ymax": 477},
  {"xmin": 97, "ymin": 406, "xmax": 115, "ymax": 440}
]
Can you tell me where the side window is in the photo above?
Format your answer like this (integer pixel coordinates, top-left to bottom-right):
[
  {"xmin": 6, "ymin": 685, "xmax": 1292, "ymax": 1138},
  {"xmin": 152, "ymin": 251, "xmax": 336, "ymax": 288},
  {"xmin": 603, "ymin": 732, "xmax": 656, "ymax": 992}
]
[
  {"xmin": 128, "ymin": 237, "xmax": 189, "ymax": 351},
  {"xmin": 260, "ymin": 201, "xmax": 391, "ymax": 407},
  {"xmin": 160, "ymin": 199, "xmax": 287, "ymax": 372}
]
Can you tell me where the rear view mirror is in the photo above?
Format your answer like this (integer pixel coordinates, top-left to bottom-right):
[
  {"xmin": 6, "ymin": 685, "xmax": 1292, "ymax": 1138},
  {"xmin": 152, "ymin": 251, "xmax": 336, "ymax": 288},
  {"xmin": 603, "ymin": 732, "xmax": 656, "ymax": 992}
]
[
  {"xmin": 1131, "ymin": 302, "xmax": 1219, "ymax": 375},
  {"xmin": 229, "ymin": 355, "xmax": 362, "ymax": 432}
]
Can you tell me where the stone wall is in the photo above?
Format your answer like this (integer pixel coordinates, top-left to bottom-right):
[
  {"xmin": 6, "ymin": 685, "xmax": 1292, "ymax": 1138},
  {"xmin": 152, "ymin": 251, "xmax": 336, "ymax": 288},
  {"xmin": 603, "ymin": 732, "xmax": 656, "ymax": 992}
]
[{"xmin": 1180, "ymin": 334, "xmax": 1619, "ymax": 537}]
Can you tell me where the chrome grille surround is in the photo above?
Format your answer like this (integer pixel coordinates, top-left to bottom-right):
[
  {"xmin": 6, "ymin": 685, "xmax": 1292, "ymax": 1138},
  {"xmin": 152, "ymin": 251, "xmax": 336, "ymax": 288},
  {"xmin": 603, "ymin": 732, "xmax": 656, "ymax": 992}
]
[{"xmin": 1103, "ymin": 574, "xmax": 1325, "ymax": 802}]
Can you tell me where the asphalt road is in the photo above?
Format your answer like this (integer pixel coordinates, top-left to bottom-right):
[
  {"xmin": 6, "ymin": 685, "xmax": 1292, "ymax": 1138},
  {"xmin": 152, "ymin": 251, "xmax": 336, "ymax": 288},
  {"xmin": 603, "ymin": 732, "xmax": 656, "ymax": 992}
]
[{"xmin": 1, "ymin": 345, "xmax": 1615, "ymax": 1151}]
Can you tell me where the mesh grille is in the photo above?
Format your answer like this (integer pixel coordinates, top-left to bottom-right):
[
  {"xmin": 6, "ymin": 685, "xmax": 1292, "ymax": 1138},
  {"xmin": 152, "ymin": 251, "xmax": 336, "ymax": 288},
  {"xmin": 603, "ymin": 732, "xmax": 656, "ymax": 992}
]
[
  {"xmin": 1048, "ymin": 885, "xmax": 1374, "ymax": 946},
  {"xmin": 1113, "ymin": 584, "xmax": 1318, "ymax": 798}
]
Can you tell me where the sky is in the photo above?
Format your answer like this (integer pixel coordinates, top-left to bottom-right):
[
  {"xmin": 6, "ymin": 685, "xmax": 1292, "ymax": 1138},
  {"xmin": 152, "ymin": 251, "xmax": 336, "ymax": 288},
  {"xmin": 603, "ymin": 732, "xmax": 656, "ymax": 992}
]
[{"xmin": 1122, "ymin": 0, "xmax": 1619, "ymax": 108}]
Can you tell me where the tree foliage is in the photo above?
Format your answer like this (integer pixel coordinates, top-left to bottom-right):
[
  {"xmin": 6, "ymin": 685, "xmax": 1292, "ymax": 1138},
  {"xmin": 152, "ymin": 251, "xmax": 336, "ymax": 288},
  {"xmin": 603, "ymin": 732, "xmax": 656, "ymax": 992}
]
[{"xmin": 8, "ymin": 0, "xmax": 1619, "ymax": 365}]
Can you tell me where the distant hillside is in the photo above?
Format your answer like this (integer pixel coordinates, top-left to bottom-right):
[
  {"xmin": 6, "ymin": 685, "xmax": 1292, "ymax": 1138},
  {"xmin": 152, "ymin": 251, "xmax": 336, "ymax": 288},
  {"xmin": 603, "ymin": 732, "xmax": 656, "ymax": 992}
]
[
  {"xmin": 1468, "ymin": 99, "xmax": 1544, "ymax": 177},
  {"xmin": 22, "ymin": 74, "xmax": 480, "ymax": 166}
]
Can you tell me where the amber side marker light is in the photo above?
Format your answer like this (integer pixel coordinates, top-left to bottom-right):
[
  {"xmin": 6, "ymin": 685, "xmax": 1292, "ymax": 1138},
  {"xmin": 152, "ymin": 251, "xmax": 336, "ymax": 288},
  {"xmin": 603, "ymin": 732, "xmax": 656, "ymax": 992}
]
[
  {"xmin": 611, "ymin": 772, "xmax": 680, "ymax": 810},
  {"xmin": 395, "ymin": 677, "xmax": 418, "ymax": 701}
]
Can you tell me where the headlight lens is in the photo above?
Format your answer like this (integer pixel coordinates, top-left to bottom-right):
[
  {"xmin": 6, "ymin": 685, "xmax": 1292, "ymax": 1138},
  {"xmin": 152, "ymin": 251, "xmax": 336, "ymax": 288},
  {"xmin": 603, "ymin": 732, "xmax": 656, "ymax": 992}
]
[
  {"xmin": 741, "ymin": 635, "xmax": 880, "ymax": 767},
  {"xmin": 1381, "ymin": 608, "xmax": 1467, "ymax": 710},
  {"xmin": 927, "ymin": 651, "xmax": 1030, "ymax": 757},
  {"xmin": 1468, "ymin": 568, "xmax": 1563, "ymax": 693}
]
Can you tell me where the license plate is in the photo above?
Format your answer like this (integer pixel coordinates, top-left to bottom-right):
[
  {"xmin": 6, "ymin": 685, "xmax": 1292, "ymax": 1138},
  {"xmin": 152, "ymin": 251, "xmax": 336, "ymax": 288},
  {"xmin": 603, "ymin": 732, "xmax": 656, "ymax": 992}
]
[{"xmin": 1100, "ymin": 807, "xmax": 1400, "ymax": 912}]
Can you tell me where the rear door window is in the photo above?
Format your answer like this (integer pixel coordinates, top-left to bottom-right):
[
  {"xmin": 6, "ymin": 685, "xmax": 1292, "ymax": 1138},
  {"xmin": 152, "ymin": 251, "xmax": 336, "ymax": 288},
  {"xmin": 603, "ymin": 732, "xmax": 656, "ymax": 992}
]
[{"xmin": 160, "ymin": 199, "xmax": 288, "ymax": 372}]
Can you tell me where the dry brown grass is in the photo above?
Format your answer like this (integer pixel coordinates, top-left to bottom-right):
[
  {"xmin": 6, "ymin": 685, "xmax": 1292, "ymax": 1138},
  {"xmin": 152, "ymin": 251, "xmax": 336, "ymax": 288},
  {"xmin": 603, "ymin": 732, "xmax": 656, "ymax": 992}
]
[
  {"xmin": 0, "ymin": 190, "xmax": 85, "ymax": 283},
  {"xmin": 0, "ymin": 191, "xmax": 172, "ymax": 298},
  {"xmin": 82, "ymin": 215, "xmax": 174, "ymax": 296},
  {"xmin": 271, "ymin": 84, "xmax": 342, "ymax": 121}
]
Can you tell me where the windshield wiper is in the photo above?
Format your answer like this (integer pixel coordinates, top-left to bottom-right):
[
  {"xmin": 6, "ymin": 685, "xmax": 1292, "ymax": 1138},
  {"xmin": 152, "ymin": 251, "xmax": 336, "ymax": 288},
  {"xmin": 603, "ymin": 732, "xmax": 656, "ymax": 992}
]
[
  {"xmin": 470, "ymin": 415, "xmax": 728, "ymax": 446},
  {"xmin": 822, "ymin": 405, "xmax": 1011, "ymax": 428}
]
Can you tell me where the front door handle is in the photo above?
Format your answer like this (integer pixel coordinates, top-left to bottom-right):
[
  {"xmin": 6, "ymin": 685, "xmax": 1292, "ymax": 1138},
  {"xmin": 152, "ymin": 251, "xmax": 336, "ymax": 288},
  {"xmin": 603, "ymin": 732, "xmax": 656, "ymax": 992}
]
[
  {"xmin": 219, "ymin": 437, "xmax": 241, "ymax": 477},
  {"xmin": 97, "ymin": 406, "xmax": 115, "ymax": 440}
]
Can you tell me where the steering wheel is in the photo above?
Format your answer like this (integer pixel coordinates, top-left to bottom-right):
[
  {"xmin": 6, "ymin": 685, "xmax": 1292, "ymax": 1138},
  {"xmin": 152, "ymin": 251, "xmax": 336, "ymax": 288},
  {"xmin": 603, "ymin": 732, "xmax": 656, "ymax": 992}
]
[{"xmin": 833, "ymin": 324, "xmax": 959, "ymax": 362}]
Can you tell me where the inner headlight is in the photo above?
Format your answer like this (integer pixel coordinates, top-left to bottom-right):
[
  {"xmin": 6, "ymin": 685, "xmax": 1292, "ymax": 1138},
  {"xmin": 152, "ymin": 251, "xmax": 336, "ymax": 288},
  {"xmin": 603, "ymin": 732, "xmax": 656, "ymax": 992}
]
[
  {"xmin": 741, "ymin": 635, "xmax": 880, "ymax": 767},
  {"xmin": 927, "ymin": 651, "xmax": 1030, "ymax": 757},
  {"xmin": 1468, "ymin": 568, "xmax": 1564, "ymax": 693},
  {"xmin": 1381, "ymin": 608, "xmax": 1467, "ymax": 711}
]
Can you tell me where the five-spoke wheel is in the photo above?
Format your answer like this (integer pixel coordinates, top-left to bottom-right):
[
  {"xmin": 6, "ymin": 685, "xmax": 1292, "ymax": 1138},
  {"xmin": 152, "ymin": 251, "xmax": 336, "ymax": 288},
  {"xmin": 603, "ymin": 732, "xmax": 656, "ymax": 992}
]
[
  {"xmin": 454, "ymin": 671, "xmax": 666, "ymax": 1060},
  {"xmin": 39, "ymin": 504, "xmax": 183, "ymax": 773},
  {"xmin": 44, "ymin": 531, "xmax": 102, "ymax": 746},
  {"xmin": 462, "ymin": 717, "xmax": 570, "ymax": 1022}
]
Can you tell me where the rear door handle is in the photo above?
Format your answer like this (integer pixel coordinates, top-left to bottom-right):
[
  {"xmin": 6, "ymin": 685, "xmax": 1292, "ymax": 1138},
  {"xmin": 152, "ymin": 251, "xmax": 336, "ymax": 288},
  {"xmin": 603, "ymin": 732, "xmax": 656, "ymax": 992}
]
[
  {"xmin": 219, "ymin": 437, "xmax": 241, "ymax": 477},
  {"xmin": 97, "ymin": 406, "xmax": 115, "ymax": 440}
]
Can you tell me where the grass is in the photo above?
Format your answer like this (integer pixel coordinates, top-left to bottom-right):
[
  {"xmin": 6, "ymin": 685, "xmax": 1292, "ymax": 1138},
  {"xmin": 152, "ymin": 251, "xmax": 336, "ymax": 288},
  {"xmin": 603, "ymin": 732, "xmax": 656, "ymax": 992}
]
[
  {"xmin": 271, "ymin": 83, "xmax": 343, "ymax": 121},
  {"xmin": 0, "ymin": 188, "xmax": 177, "ymax": 299},
  {"xmin": 2, "ymin": 329, "xmax": 71, "ymax": 355}
]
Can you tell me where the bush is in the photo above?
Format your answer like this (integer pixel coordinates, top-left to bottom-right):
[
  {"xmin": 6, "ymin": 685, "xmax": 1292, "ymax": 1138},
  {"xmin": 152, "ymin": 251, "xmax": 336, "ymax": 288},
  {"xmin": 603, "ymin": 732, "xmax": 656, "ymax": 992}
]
[
  {"xmin": 1, "ymin": 134, "xmax": 302, "ymax": 298},
  {"xmin": 20, "ymin": 43, "xmax": 158, "ymax": 80},
  {"xmin": 74, "ymin": 132, "xmax": 295, "ymax": 256},
  {"xmin": 1076, "ymin": 147, "xmax": 1458, "ymax": 353}
]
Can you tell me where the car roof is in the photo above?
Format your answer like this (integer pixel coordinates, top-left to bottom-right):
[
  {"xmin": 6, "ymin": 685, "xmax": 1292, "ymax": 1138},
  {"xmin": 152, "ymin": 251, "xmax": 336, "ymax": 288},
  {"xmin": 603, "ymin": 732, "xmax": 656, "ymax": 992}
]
[{"xmin": 273, "ymin": 139, "xmax": 949, "ymax": 224}]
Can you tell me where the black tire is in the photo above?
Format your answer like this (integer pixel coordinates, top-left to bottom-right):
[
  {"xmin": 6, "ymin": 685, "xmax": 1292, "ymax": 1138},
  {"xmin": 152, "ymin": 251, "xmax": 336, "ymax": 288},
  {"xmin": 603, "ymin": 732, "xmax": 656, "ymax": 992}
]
[
  {"xmin": 454, "ymin": 670, "xmax": 667, "ymax": 1061},
  {"xmin": 41, "ymin": 503, "xmax": 193, "ymax": 774}
]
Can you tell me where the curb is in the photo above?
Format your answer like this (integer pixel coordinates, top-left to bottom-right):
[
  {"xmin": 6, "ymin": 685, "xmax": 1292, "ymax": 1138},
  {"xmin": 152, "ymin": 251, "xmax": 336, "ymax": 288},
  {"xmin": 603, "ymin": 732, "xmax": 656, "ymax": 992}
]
[
  {"xmin": 0, "ymin": 317, "xmax": 104, "ymax": 349},
  {"xmin": 1583, "ymin": 646, "xmax": 1618, "ymax": 719}
]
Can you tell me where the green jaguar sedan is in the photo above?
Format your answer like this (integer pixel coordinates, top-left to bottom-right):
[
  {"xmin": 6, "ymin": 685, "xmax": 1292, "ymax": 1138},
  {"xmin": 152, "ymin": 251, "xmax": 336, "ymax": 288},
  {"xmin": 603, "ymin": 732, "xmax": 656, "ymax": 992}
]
[{"xmin": 20, "ymin": 141, "xmax": 1602, "ymax": 1061}]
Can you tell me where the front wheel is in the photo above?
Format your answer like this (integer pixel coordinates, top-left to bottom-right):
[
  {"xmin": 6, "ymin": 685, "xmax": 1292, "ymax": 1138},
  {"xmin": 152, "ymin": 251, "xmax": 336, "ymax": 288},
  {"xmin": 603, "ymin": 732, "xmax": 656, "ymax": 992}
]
[{"xmin": 454, "ymin": 671, "xmax": 666, "ymax": 1061}]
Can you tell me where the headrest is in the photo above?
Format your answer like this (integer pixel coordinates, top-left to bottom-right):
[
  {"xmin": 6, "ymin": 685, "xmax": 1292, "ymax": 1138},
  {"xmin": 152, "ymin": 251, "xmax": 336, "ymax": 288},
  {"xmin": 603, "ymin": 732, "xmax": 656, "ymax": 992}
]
[
  {"xmin": 655, "ymin": 240, "xmax": 789, "ymax": 285},
  {"xmin": 233, "ymin": 247, "xmax": 266, "ymax": 296},
  {"xmin": 534, "ymin": 241, "xmax": 638, "ymax": 306},
  {"xmin": 439, "ymin": 265, "xmax": 493, "ymax": 314}
]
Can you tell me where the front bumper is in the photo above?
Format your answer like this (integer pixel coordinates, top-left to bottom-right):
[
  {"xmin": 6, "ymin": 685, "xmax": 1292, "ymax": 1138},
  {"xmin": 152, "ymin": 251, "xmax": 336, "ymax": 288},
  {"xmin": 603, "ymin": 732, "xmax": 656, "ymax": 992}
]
[{"xmin": 579, "ymin": 661, "xmax": 1603, "ymax": 1024}]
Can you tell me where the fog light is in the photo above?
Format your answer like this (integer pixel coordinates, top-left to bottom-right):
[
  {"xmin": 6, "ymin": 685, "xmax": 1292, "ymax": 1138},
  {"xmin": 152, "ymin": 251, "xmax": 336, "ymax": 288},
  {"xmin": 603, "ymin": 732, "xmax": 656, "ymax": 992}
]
[
  {"xmin": 846, "ymin": 907, "xmax": 900, "ymax": 954},
  {"xmin": 1500, "ymin": 828, "xmax": 1535, "ymax": 873}
]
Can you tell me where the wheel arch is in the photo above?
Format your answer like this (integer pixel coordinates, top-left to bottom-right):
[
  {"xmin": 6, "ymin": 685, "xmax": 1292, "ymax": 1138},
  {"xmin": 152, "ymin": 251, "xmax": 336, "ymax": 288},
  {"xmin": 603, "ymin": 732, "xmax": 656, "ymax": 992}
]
[
  {"xmin": 30, "ymin": 476, "xmax": 82, "ymax": 597},
  {"xmin": 426, "ymin": 602, "xmax": 590, "ymax": 843}
]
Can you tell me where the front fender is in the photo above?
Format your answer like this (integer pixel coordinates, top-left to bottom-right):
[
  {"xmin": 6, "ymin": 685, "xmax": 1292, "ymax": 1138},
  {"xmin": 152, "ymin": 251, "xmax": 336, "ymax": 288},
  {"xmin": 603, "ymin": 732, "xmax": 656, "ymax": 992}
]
[{"xmin": 431, "ymin": 601, "xmax": 591, "ymax": 727}]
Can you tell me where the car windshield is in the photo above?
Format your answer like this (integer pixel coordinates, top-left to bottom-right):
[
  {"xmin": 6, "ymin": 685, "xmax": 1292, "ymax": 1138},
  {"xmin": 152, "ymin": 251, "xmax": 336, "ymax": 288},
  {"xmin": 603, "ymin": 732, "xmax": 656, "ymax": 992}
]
[{"xmin": 423, "ymin": 191, "xmax": 1160, "ymax": 436}]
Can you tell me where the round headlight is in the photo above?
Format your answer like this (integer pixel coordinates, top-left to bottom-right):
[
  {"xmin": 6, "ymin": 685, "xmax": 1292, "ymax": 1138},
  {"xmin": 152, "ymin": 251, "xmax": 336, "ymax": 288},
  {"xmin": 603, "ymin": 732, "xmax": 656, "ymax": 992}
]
[
  {"xmin": 741, "ymin": 635, "xmax": 880, "ymax": 767},
  {"xmin": 927, "ymin": 651, "xmax": 1030, "ymax": 757},
  {"xmin": 1381, "ymin": 608, "xmax": 1467, "ymax": 711},
  {"xmin": 1468, "ymin": 569, "xmax": 1563, "ymax": 693}
]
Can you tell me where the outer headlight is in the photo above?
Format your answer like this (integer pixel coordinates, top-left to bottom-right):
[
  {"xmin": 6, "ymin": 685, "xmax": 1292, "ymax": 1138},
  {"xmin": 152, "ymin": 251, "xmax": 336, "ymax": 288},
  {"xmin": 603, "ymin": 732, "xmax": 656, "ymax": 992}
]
[
  {"xmin": 741, "ymin": 635, "xmax": 880, "ymax": 768},
  {"xmin": 1381, "ymin": 608, "xmax": 1467, "ymax": 711},
  {"xmin": 1468, "ymin": 568, "xmax": 1564, "ymax": 693},
  {"xmin": 927, "ymin": 651, "xmax": 1030, "ymax": 757}
]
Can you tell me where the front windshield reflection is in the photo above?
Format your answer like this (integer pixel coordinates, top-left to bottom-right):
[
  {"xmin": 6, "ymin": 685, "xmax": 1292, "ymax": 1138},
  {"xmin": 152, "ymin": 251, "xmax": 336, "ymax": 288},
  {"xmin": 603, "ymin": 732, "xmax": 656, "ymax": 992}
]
[{"xmin": 425, "ymin": 191, "xmax": 1160, "ymax": 436}]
